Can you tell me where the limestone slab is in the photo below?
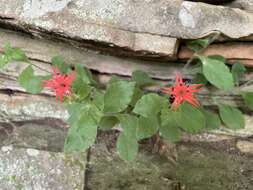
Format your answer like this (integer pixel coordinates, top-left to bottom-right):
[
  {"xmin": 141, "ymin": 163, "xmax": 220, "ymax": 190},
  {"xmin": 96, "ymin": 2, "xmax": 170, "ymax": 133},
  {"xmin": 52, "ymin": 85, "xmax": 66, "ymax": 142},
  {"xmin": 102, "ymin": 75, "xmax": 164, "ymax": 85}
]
[
  {"xmin": 0, "ymin": 0, "xmax": 179, "ymax": 58},
  {"xmin": 1, "ymin": 0, "xmax": 253, "ymax": 41}
]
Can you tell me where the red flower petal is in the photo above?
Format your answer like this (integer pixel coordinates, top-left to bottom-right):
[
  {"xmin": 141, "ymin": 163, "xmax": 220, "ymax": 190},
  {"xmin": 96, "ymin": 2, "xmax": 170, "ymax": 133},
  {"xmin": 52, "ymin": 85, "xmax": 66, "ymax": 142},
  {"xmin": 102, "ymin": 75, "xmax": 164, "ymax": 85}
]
[
  {"xmin": 161, "ymin": 73, "xmax": 202, "ymax": 110},
  {"xmin": 43, "ymin": 67, "xmax": 76, "ymax": 103}
]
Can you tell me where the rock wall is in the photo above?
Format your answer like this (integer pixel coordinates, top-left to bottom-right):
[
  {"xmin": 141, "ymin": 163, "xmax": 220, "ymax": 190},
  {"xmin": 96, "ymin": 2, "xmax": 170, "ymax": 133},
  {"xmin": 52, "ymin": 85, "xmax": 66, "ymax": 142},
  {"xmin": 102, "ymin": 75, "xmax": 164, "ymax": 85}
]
[{"xmin": 0, "ymin": 1, "xmax": 253, "ymax": 189}]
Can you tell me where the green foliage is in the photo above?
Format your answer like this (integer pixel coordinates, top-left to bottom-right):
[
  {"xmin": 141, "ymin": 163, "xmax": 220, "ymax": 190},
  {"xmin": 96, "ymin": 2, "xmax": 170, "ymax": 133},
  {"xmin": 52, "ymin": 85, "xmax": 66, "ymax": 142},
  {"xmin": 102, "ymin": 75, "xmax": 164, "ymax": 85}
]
[
  {"xmin": 241, "ymin": 92, "xmax": 253, "ymax": 111},
  {"xmin": 132, "ymin": 70, "xmax": 154, "ymax": 86},
  {"xmin": 198, "ymin": 55, "xmax": 234, "ymax": 91},
  {"xmin": 92, "ymin": 90, "xmax": 104, "ymax": 111},
  {"xmin": 218, "ymin": 105, "xmax": 245, "ymax": 130},
  {"xmin": 0, "ymin": 43, "xmax": 28, "ymax": 68},
  {"xmin": 187, "ymin": 38, "xmax": 210, "ymax": 52},
  {"xmin": 192, "ymin": 73, "xmax": 208, "ymax": 85},
  {"xmin": 0, "ymin": 55, "xmax": 9, "ymax": 68},
  {"xmin": 160, "ymin": 107, "xmax": 181, "ymax": 142},
  {"xmin": 72, "ymin": 65, "xmax": 94, "ymax": 100},
  {"xmin": 64, "ymin": 102, "xmax": 102, "ymax": 152},
  {"xmin": 204, "ymin": 110, "xmax": 221, "ymax": 130},
  {"xmin": 4, "ymin": 42, "xmax": 249, "ymax": 162},
  {"xmin": 75, "ymin": 64, "xmax": 97, "ymax": 86},
  {"xmin": 232, "ymin": 62, "xmax": 246, "ymax": 86},
  {"xmin": 18, "ymin": 65, "xmax": 48, "ymax": 94},
  {"xmin": 130, "ymin": 86, "xmax": 143, "ymax": 107},
  {"xmin": 133, "ymin": 93, "xmax": 167, "ymax": 117},
  {"xmin": 51, "ymin": 56, "xmax": 70, "ymax": 74},
  {"xmin": 176, "ymin": 103, "xmax": 206, "ymax": 133},
  {"xmin": 104, "ymin": 80, "xmax": 136, "ymax": 113},
  {"xmin": 137, "ymin": 116, "xmax": 159, "ymax": 140},
  {"xmin": 116, "ymin": 115, "xmax": 138, "ymax": 161},
  {"xmin": 116, "ymin": 133, "xmax": 138, "ymax": 162},
  {"xmin": 4, "ymin": 43, "xmax": 28, "ymax": 62},
  {"xmin": 99, "ymin": 116, "xmax": 118, "ymax": 130}
]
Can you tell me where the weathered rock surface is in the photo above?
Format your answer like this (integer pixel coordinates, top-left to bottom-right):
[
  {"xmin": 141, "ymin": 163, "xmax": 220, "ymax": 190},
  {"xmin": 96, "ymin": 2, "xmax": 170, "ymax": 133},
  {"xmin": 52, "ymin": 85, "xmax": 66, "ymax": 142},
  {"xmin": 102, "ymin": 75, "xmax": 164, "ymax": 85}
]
[
  {"xmin": 0, "ymin": 0, "xmax": 253, "ymax": 39},
  {"xmin": 0, "ymin": 146, "xmax": 85, "ymax": 190},
  {"xmin": 179, "ymin": 43, "xmax": 253, "ymax": 62},
  {"xmin": 87, "ymin": 132, "xmax": 253, "ymax": 190},
  {"xmin": 1, "ymin": 0, "xmax": 253, "ymax": 59},
  {"xmin": 230, "ymin": 0, "xmax": 253, "ymax": 11},
  {"xmin": 0, "ymin": 119, "xmax": 67, "ymax": 152}
]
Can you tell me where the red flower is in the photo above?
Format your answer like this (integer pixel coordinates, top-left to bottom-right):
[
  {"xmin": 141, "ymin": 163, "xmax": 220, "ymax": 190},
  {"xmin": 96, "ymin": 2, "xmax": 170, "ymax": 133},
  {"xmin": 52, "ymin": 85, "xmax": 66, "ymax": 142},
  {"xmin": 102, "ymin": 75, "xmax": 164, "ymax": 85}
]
[
  {"xmin": 161, "ymin": 73, "xmax": 202, "ymax": 110},
  {"xmin": 43, "ymin": 67, "xmax": 76, "ymax": 102}
]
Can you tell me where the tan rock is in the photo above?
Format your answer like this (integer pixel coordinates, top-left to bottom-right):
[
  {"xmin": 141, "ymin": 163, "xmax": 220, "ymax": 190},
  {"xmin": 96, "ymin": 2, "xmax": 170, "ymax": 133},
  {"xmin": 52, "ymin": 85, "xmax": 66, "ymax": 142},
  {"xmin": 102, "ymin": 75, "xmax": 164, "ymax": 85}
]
[
  {"xmin": 236, "ymin": 140, "xmax": 253, "ymax": 154},
  {"xmin": 178, "ymin": 43, "xmax": 253, "ymax": 67},
  {"xmin": 179, "ymin": 43, "xmax": 253, "ymax": 60}
]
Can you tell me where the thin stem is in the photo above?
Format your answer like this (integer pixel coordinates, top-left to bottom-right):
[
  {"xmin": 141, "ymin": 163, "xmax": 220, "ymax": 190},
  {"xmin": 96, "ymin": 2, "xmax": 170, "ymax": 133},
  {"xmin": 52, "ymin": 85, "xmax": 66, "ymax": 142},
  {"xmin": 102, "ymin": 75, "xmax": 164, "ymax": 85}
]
[
  {"xmin": 27, "ymin": 60, "xmax": 51, "ymax": 74},
  {"xmin": 183, "ymin": 31, "xmax": 221, "ymax": 73}
]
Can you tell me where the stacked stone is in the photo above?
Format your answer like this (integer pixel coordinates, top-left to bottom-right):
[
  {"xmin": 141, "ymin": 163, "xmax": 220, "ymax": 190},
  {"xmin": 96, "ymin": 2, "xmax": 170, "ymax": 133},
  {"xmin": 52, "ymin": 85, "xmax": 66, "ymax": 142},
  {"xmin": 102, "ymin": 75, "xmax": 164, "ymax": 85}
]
[{"xmin": 0, "ymin": 0, "xmax": 253, "ymax": 189}]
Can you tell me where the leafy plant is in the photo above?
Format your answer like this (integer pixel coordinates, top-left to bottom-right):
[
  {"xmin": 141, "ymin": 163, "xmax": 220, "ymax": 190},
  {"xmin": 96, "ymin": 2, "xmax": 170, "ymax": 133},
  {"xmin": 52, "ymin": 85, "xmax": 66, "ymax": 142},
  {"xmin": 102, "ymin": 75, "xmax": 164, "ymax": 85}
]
[{"xmin": 1, "ymin": 39, "xmax": 251, "ymax": 162}]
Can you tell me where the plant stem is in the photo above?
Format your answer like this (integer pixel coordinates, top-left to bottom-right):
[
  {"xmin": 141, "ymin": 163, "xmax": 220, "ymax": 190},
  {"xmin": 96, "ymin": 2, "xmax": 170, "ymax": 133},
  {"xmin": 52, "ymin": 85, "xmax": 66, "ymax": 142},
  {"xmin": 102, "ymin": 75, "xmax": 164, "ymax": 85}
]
[{"xmin": 183, "ymin": 31, "xmax": 221, "ymax": 73}]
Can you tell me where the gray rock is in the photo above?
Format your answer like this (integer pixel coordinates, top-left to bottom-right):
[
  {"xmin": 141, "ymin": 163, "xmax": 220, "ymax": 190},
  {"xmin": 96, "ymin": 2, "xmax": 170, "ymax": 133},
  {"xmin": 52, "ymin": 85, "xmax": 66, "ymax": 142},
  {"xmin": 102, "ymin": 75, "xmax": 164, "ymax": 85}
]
[
  {"xmin": 0, "ymin": 146, "xmax": 85, "ymax": 190},
  {"xmin": 230, "ymin": 0, "xmax": 253, "ymax": 11},
  {"xmin": 0, "ymin": 119, "xmax": 67, "ymax": 152},
  {"xmin": 0, "ymin": 0, "xmax": 179, "ymax": 58},
  {"xmin": 87, "ymin": 132, "xmax": 253, "ymax": 190},
  {"xmin": 1, "ymin": 0, "xmax": 253, "ymax": 40}
]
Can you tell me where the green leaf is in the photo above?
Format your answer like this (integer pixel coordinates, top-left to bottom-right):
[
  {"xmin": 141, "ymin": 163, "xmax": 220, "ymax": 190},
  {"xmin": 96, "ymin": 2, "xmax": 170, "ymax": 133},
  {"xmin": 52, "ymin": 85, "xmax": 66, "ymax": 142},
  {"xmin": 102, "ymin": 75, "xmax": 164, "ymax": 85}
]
[
  {"xmin": 241, "ymin": 92, "xmax": 253, "ymax": 111},
  {"xmin": 51, "ymin": 56, "xmax": 70, "ymax": 74},
  {"xmin": 109, "ymin": 75, "xmax": 121, "ymax": 83},
  {"xmin": 176, "ymin": 103, "xmax": 206, "ymax": 133},
  {"xmin": 104, "ymin": 80, "xmax": 136, "ymax": 113},
  {"xmin": 132, "ymin": 70, "xmax": 153, "ymax": 86},
  {"xmin": 99, "ymin": 116, "xmax": 118, "ymax": 130},
  {"xmin": 0, "ymin": 55, "xmax": 9, "ymax": 68},
  {"xmin": 137, "ymin": 116, "xmax": 159, "ymax": 140},
  {"xmin": 192, "ymin": 73, "xmax": 208, "ymax": 85},
  {"xmin": 11, "ymin": 48, "xmax": 28, "ymax": 61},
  {"xmin": 64, "ymin": 113, "xmax": 97, "ymax": 152},
  {"xmin": 160, "ymin": 107, "xmax": 181, "ymax": 142},
  {"xmin": 208, "ymin": 55, "xmax": 226, "ymax": 63},
  {"xmin": 133, "ymin": 93, "xmax": 166, "ymax": 117},
  {"xmin": 116, "ymin": 114, "xmax": 139, "ymax": 161},
  {"xmin": 72, "ymin": 77, "xmax": 91, "ymax": 99},
  {"xmin": 75, "ymin": 64, "xmax": 97, "ymax": 85},
  {"xmin": 116, "ymin": 133, "xmax": 138, "ymax": 162},
  {"xmin": 204, "ymin": 110, "xmax": 221, "ymax": 130},
  {"xmin": 130, "ymin": 87, "xmax": 143, "ymax": 107},
  {"xmin": 218, "ymin": 105, "xmax": 245, "ymax": 130},
  {"xmin": 66, "ymin": 103, "xmax": 83, "ymax": 125},
  {"xmin": 187, "ymin": 38, "xmax": 210, "ymax": 52},
  {"xmin": 199, "ymin": 55, "xmax": 234, "ymax": 91},
  {"xmin": 64, "ymin": 102, "xmax": 102, "ymax": 152},
  {"xmin": 117, "ymin": 114, "xmax": 138, "ymax": 137},
  {"xmin": 67, "ymin": 102, "xmax": 102, "ymax": 126},
  {"xmin": 232, "ymin": 62, "xmax": 246, "ymax": 86},
  {"xmin": 189, "ymin": 62, "xmax": 203, "ymax": 75},
  {"xmin": 4, "ymin": 43, "xmax": 28, "ymax": 61},
  {"xmin": 18, "ymin": 66, "xmax": 46, "ymax": 94},
  {"xmin": 92, "ymin": 90, "xmax": 104, "ymax": 111}
]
